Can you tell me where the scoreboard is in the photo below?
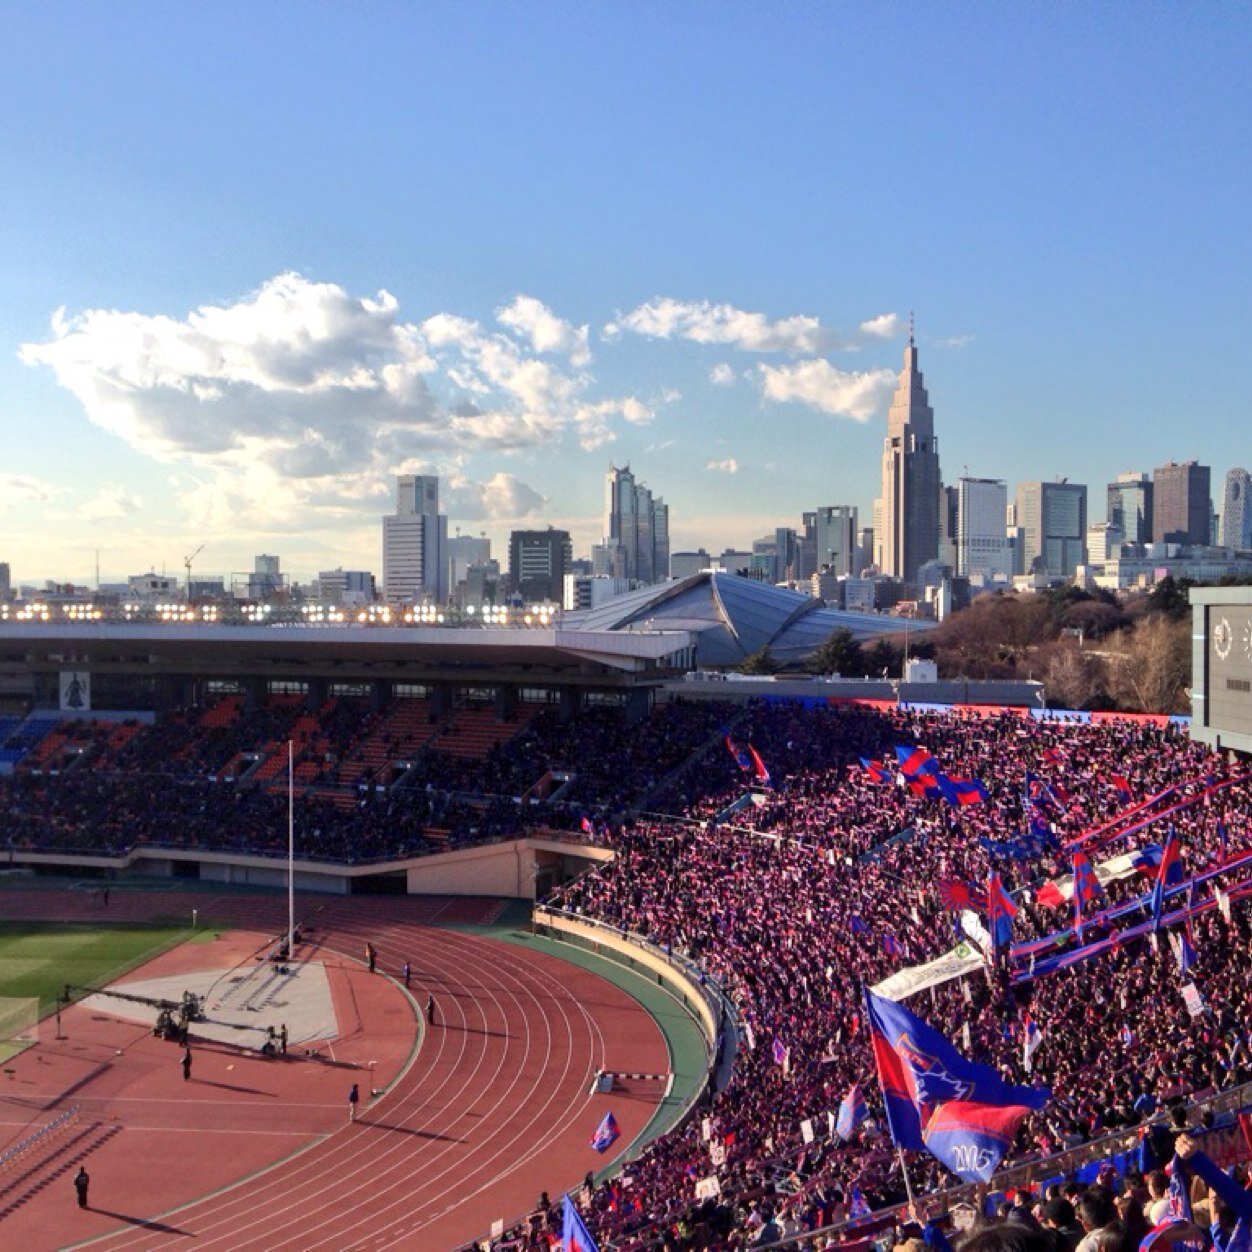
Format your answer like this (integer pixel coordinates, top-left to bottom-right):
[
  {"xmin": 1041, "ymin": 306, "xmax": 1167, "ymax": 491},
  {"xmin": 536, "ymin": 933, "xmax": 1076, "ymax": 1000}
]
[{"xmin": 1191, "ymin": 587, "xmax": 1252, "ymax": 755}]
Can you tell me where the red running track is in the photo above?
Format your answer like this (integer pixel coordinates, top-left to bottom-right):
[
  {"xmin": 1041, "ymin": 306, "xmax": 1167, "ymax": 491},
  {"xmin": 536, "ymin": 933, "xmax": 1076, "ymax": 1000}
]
[{"xmin": 0, "ymin": 889, "xmax": 668, "ymax": 1251}]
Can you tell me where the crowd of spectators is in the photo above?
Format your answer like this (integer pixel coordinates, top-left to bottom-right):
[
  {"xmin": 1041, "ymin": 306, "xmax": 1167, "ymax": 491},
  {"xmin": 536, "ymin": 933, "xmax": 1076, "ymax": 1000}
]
[
  {"xmin": 546, "ymin": 704, "xmax": 1252, "ymax": 1249},
  {"xmin": 0, "ymin": 695, "xmax": 737, "ymax": 860}
]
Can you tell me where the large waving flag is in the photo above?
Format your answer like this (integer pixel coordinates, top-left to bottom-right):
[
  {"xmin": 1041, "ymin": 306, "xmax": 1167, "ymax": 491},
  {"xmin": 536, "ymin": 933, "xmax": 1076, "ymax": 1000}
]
[
  {"xmin": 865, "ymin": 989, "xmax": 1049, "ymax": 1182},
  {"xmin": 1072, "ymin": 851, "xmax": 1104, "ymax": 939},
  {"xmin": 895, "ymin": 745, "xmax": 939, "ymax": 779},
  {"xmin": 986, "ymin": 872, "xmax": 1018, "ymax": 956},
  {"xmin": 835, "ymin": 1082, "xmax": 868, "ymax": 1141},
  {"xmin": 749, "ymin": 745, "xmax": 772, "ymax": 788},
  {"xmin": 861, "ymin": 757, "xmax": 893, "ymax": 785},
  {"xmin": 725, "ymin": 735, "xmax": 753, "ymax": 773},
  {"xmin": 563, "ymin": 1193, "xmax": 599, "ymax": 1252},
  {"xmin": 938, "ymin": 775, "xmax": 990, "ymax": 807},
  {"xmin": 1150, "ymin": 829, "xmax": 1185, "ymax": 931},
  {"xmin": 590, "ymin": 1110, "xmax": 620, "ymax": 1153},
  {"xmin": 937, "ymin": 879, "xmax": 989, "ymax": 913},
  {"xmin": 1111, "ymin": 774, "xmax": 1134, "ymax": 804}
]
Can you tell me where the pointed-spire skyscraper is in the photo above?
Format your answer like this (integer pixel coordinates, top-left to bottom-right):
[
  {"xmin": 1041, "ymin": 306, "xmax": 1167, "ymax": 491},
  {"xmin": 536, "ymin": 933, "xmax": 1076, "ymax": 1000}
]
[{"xmin": 879, "ymin": 320, "xmax": 941, "ymax": 583}]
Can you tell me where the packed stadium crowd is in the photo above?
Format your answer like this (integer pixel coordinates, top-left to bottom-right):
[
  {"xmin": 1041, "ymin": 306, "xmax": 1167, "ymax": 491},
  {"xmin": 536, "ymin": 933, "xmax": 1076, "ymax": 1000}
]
[
  {"xmin": 0, "ymin": 696, "xmax": 730, "ymax": 859},
  {"xmin": 543, "ymin": 705, "xmax": 1252, "ymax": 1250},
  {"xmin": 5, "ymin": 693, "xmax": 1252, "ymax": 1252}
]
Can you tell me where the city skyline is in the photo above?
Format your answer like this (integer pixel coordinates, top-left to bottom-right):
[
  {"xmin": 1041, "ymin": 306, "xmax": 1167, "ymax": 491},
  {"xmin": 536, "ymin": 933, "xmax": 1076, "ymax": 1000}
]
[{"xmin": 3, "ymin": 6, "xmax": 1251, "ymax": 583}]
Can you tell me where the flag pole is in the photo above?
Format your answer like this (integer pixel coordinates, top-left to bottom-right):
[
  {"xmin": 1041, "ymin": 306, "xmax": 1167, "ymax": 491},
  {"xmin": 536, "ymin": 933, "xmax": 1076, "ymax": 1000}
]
[
  {"xmin": 287, "ymin": 739, "xmax": 295, "ymax": 957},
  {"xmin": 897, "ymin": 1145, "xmax": 917, "ymax": 1208}
]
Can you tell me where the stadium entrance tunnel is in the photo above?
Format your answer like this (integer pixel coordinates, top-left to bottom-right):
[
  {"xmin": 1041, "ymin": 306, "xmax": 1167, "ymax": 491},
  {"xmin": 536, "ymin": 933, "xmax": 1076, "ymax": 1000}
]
[{"xmin": 349, "ymin": 871, "xmax": 407, "ymax": 895}]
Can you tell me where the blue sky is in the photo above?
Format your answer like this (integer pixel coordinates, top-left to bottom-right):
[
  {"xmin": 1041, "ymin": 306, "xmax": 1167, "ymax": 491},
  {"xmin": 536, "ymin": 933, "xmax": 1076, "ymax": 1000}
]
[{"xmin": 2, "ymin": 3, "xmax": 1249, "ymax": 585}]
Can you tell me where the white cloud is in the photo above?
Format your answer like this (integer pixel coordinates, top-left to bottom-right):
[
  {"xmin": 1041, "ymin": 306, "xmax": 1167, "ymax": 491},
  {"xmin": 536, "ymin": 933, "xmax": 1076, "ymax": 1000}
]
[
  {"xmin": 606, "ymin": 297, "xmax": 846, "ymax": 354},
  {"xmin": 935, "ymin": 333, "xmax": 975, "ymax": 348},
  {"xmin": 497, "ymin": 295, "xmax": 590, "ymax": 367},
  {"xmin": 0, "ymin": 474, "xmax": 60, "ymax": 507},
  {"xmin": 19, "ymin": 274, "xmax": 657, "ymax": 539},
  {"xmin": 757, "ymin": 360, "xmax": 896, "ymax": 421},
  {"xmin": 80, "ymin": 486, "xmax": 143, "ymax": 521},
  {"xmin": 709, "ymin": 363, "xmax": 735, "ymax": 386},
  {"xmin": 706, "ymin": 458, "xmax": 740, "ymax": 474},
  {"xmin": 860, "ymin": 312, "xmax": 904, "ymax": 338},
  {"xmin": 444, "ymin": 471, "xmax": 547, "ymax": 522}
]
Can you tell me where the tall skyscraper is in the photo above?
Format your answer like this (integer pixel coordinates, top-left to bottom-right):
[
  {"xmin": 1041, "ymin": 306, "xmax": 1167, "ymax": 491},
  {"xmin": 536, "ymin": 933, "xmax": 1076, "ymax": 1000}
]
[
  {"xmin": 879, "ymin": 325, "xmax": 941, "ymax": 583},
  {"xmin": 603, "ymin": 465, "xmax": 670, "ymax": 585},
  {"xmin": 1152, "ymin": 460, "xmax": 1211, "ymax": 545},
  {"xmin": 1106, "ymin": 471, "xmax": 1154, "ymax": 545},
  {"xmin": 1220, "ymin": 468, "xmax": 1252, "ymax": 550},
  {"xmin": 1015, "ymin": 481, "xmax": 1088, "ymax": 578},
  {"xmin": 957, "ymin": 478, "xmax": 1012, "ymax": 578},
  {"xmin": 508, "ymin": 528, "xmax": 571, "ymax": 603},
  {"xmin": 813, "ymin": 506, "xmax": 859, "ymax": 576},
  {"xmin": 383, "ymin": 474, "xmax": 447, "ymax": 604}
]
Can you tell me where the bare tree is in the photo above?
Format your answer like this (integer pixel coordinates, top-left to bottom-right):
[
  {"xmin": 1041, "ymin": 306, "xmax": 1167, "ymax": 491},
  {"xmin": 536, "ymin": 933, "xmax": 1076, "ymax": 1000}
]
[{"xmin": 1106, "ymin": 614, "xmax": 1190, "ymax": 713}]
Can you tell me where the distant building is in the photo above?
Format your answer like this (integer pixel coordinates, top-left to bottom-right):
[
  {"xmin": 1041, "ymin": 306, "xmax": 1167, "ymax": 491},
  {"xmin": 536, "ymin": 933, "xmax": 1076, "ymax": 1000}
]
[
  {"xmin": 128, "ymin": 572, "xmax": 179, "ymax": 602},
  {"xmin": 317, "ymin": 568, "xmax": 376, "ymax": 606},
  {"xmin": 879, "ymin": 325, "xmax": 941, "ymax": 584},
  {"xmin": 1085, "ymin": 522, "xmax": 1124, "ymax": 565},
  {"xmin": 1107, "ymin": 471, "xmax": 1154, "ymax": 544},
  {"xmin": 1015, "ymin": 481, "xmax": 1088, "ymax": 578},
  {"xmin": 445, "ymin": 534, "xmax": 491, "ymax": 591},
  {"xmin": 508, "ymin": 528, "xmax": 571, "ymax": 603},
  {"xmin": 604, "ymin": 465, "xmax": 670, "ymax": 586},
  {"xmin": 383, "ymin": 474, "xmax": 447, "ymax": 604},
  {"xmin": 1153, "ymin": 460, "xmax": 1211, "ymax": 545},
  {"xmin": 813, "ymin": 506, "xmax": 859, "ymax": 576},
  {"xmin": 247, "ymin": 554, "xmax": 284, "ymax": 601},
  {"xmin": 0, "ymin": 562, "xmax": 10, "ymax": 601},
  {"xmin": 670, "ymin": 550, "xmax": 713, "ymax": 580},
  {"xmin": 956, "ymin": 478, "xmax": 1012, "ymax": 579},
  {"xmin": 563, "ymin": 574, "xmax": 630, "ymax": 611},
  {"xmin": 1220, "ymin": 468, "xmax": 1252, "ymax": 550}
]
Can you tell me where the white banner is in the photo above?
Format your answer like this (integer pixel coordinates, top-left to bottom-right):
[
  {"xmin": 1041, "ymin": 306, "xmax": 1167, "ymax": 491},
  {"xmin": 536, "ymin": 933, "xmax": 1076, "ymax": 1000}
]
[
  {"xmin": 870, "ymin": 939, "xmax": 985, "ymax": 1001},
  {"xmin": 1041, "ymin": 847, "xmax": 1159, "ymax": 902},
  {"xmin": 1182, "ymin": 982, "xmax": 1204, "ymax": 1018},
  {"xmin": 60, "ymin": 670, "xmax": 91, "ymax": 712},
  {"xmin": 695, "ymin": 1175, "xmax": 721, "ymax": 1200}
]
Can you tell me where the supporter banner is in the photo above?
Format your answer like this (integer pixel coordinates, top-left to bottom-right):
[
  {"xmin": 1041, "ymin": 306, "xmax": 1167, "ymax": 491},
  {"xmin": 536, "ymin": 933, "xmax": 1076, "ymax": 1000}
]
[
  {"xmin": 1035, "ymin": 846, "xmax": 1159, "ymax": 904},
  {"xmin": 59, "ymin": 670, "xmax": 90, "ymax": 712},
  {"xmin": 870, "ymin": 939, "xmax": 984, "ymax": 1001}
]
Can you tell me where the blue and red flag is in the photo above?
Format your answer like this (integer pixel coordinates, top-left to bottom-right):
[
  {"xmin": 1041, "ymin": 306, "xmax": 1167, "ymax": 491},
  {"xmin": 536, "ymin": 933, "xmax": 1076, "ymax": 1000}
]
[
  {"xmin": 938, "ymin": 775, "xmax": 989, "ymax": 807},
  {"xmin": 835, "ymin": 1082, "xmax": 868, "ymax": 1141},
  {"xmin": 563, "ymin": 1193, "xmax": 599, "ymax": 1252},
  {"xmin": 1071, "ymin": 851, "xmax": 1104, "ymax": 939},
  {"xmin": 895, "ymin": 745, "xmax": 939, "ymax": 779},
  {"xmin": 749, "ymin": 745, "xmax": 772, "ymax": 788},
  {"xmin": 864, "ymin": 989, "xmax": 1049, "ymax": 1182},
  {"xmin": 772, "ymin": 1037, "xmax": 789, "ymax": 1067},
  {"xmin": 986, "ymin": 872, "xmax": 1018, "ymax": 955},
  {"xmin": 1150, "ymin": 829, "xmax": 1185, "ymax": 931},
  {"xmin": 848, "ymin": 1185, "xmax": 871, "ymax": 1220},
  {"xmin": 883, "ymin": 932, "xmax": 904, "ymax": 959},
  {"xmin": 1111, "ymin": 774, "xmax": 1134, "ymax": 804},
  {"xmin": 909, "ymin": 775, "xmax": 944, "ymax": 800},
  {"xmin": 1131, "ymin": 843, "xmax": 1163, "ymax": 874},
  {"xmin": 590, "ymin": 1110, "xmax": 620, "ymax": 1153},
  {"xmin": 725, "ymin": 735, "xmax": 752, "ymax": 773},
  {"xmin": 580, "ymin": 815, "xmax": 596, "ymax": 837},
  {"xmin": 860, "ymin": 757, "xmax": 893, "ymax": 785},
  {"xmin": 1022, "ymin": 1013, "xmax": 1043, "ymax": 1073},
  {"xmin": 1218, "ymin": 821, "xmax": 1230, "ymax": 858}
]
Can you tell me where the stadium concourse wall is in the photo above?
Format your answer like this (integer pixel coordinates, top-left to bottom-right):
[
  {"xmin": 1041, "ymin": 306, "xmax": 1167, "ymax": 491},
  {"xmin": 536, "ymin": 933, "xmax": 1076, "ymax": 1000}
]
[{"xmin": 4, "ymin": 833, "xmax": 611, "ymax": 898}]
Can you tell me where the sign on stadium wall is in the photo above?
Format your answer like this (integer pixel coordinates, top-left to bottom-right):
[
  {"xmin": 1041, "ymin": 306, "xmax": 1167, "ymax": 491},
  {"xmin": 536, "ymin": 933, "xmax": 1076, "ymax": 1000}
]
[{"xmin": 59, "ymin": 670, "xmax": 91, "ymax": 712}]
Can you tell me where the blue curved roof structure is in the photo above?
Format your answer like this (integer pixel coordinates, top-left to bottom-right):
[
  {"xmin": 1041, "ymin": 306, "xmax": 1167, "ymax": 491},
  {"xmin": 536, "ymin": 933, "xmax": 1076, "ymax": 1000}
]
[{"xmin": 563, "ymin": 572, "xmax": 932, "ymax": 668}]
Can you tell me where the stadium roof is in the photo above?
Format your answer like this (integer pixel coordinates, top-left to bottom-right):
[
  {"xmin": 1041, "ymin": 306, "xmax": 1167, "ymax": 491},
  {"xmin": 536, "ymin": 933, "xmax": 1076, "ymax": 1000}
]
[{"xmin": 562, "ymin": 572, "xmax": 931, "ymax": 668}]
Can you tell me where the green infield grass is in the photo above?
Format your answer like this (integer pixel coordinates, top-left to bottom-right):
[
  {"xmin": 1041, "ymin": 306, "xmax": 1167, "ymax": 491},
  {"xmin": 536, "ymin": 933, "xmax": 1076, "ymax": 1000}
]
[{"xmin": 0, "ymin": 921, "xmax": 193, "ymax": 1042}]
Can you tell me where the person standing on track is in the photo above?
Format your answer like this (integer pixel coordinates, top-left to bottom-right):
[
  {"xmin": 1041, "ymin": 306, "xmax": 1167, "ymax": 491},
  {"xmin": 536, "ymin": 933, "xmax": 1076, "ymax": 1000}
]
[
  {"xmin": 181, "ymin": 1044, "xmax": 192, "ymax": 1082},
  {"xmin": 366, "ymin": 942, "xmax": 376, "ymax": 974},
  {"xmin": 426, "ymin": 993, "xmax": 437, "ymax": 1026},
  {"xmin": 403, "ymin": 960, "xmax": 411, "ymax": 988},
  {"xmin": 348, "ymin": 1082, "xmax": 360, "ymax": 1122},
  {"xmin": 74, "ymin": 1164, "xmax": 90, "ymax": 1208}
]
